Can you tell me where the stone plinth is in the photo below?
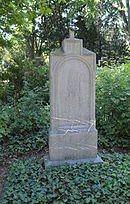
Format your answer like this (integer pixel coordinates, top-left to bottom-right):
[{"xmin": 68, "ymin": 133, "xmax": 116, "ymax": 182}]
[
  {"xmin": 45, "ymin": 33, "xmax": 103, "ymax": 167},
  {"xmin": 49, "ymin": 128, "xmax": 97, "ymax": 161}
]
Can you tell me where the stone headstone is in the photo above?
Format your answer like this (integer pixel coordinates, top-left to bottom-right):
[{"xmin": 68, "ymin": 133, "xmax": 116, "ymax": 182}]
[
  {"xmin": 98, "ymin": 57, "xmax": 108, "ymax": 67},
  {"xmin": 45, "ymin": 32, "xmax": 103, "ymax": 167}
]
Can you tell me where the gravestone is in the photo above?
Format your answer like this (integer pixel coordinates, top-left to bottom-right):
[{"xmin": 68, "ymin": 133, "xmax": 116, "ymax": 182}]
[
  {"xmin": 44, "ymin": 31, "xmax": 103, "ymax": 167},
  {"xmin": 98, "ymin": 57, "xmax": 108, "ymax": 67}
]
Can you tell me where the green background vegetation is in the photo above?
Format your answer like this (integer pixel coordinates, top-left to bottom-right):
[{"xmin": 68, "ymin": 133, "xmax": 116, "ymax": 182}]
[{"xmin": 0, "ymin": 0, "xmax": 129, "ymax": 203}]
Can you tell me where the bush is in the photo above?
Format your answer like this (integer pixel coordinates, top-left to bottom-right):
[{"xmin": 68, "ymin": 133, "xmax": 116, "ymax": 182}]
[
  {"xmin": 0, "ymin": 50, "xmax": 50, "ymax": 153},
  {"xmin": 0, "ymin": 105, "xmax": 11, "ymax": 142},
  {"xmin": 0, "ymin": 50, "xmax": 49, "ymax": 104},
  {"xmin": 96, "ymin": 63, "xmax": 130, "ymax": 148},
  {"xmin": 0, "ymin": 88, "xmax": 50, "ymax": 153}
]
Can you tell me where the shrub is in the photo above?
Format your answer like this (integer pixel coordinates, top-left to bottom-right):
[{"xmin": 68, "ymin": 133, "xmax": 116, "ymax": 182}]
[
  {"xmin": 0, "ymin": 105, "xmax": 11, "ymax": 142},
  {"xmin": 0, "ymin": 50, "xmax": 50, "ymax": 153},
  {"xmin": 0, "ymin": 50, "xmax": 49, "ymax": 104},
  {"xmin": 0, "ymin": 88, "xmax": 50, "ymax": 153},
  {"xmin": 96, "ymin": 63, "xmax": 130, "ymax": 148}
]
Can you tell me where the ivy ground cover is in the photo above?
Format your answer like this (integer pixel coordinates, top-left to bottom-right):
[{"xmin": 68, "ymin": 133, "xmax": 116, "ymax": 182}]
[{"xmin": 2, "ymin": 153, "xmax": 129, "ymax": 204}]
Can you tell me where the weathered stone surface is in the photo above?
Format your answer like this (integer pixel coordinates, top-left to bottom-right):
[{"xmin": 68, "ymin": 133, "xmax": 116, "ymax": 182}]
[
  {"xmin": 50, "ymin": 51, "xmax": 96, "ymax": 131},
  {"xmin": 48, "ymin": 33, "xmax": 101, "ymax": 164},
  {"xmin": 44, "ymin": 155, "xmax": 103, "ymax": 168},
  {"xmin": 62, "ymin": 38, "xmax": 83, "ymax": 55},
  {"xmin": 49, "ymin": 128, "xmax": 97, "ymax": 161}
]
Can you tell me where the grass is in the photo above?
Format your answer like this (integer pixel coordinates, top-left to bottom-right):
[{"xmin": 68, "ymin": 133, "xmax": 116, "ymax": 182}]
[{"xmin": 2, "ymin": 153, "xmax": 130, "ymax": 204}]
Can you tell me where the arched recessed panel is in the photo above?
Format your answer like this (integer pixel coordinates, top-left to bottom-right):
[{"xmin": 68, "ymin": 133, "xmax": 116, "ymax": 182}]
[{"xmin": 54, "ymin": 59, "xmax": 91, "ymax": 128}]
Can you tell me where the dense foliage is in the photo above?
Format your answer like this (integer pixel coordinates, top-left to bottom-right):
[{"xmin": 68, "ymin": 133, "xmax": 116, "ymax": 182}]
[
  {"xmin": 2, "ymin": 153, "xmax": 129, "ymax": 203},
  {"xmin": 96, "ymin": 63, "xmax": 130, "ymax": 149},
  {"xmin": 0, "ymin": 0, "xmax": 129, "ymax": 61},
  {"xmin": 0, "ymin": 95, "xmax": 49, "ymax": 153},
  {"xmin": 0, "ymin": 1, "xmax": 129, "ymax": 203},
  {"xmin": 0, "ymin": 51, "xmax": 50, "ymax": 154}
]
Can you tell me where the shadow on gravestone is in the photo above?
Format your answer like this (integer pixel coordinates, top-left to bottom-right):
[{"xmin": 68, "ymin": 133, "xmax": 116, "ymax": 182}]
[{"xmin": 44, "ymin": 31, "xmax": 103, "ymax": 168}]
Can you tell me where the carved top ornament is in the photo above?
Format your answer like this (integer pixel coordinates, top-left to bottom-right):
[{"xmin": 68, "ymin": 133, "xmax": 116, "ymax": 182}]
[{"xmin": 69, "ymin": 29, "xmax": 74, "ymax": 38}]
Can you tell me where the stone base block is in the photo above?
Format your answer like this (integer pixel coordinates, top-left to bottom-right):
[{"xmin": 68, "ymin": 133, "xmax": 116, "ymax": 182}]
[
  {"xmin": 49, "ymin": 128, "xmax": 97, "ymax": 161},
  {"xmin": 44, "ymin": 155, "xmax": 103, "ymax": 169}
]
